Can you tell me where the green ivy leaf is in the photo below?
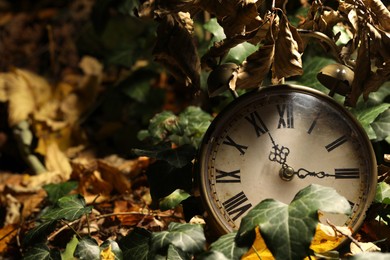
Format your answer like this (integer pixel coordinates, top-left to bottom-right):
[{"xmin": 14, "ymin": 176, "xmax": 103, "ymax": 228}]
[
  {"xmin": 375, "ymin": 182, "xmax": 390, "ymax": 204},
  {"xmin": 371, "ymin": 109, "xmax": 390, "ymax": 143},
  {"xmin": 41, "ymin": 194, "xmax": 93, "ymax": 221},
  {"xmin": 208, "ymin": 232, "xmax": 249, "ymax": 259},
  {"xmin": 236, "ymin": 184, "xmax": 351, "ymax": 260},
  {"xmin": 351, "ymin": 103, "xmax": 390, "ymax": 140},
  {"xmin": 159, "ymin": 189, "xmax": 191, "ymax": 211},
  {"xmin": 167, "ymin": 244, "xmax": 191, "ymax": 260},
  {"xmin": 23, "ymin": 243, "xmax": 61, "ymax": 260},
  {"xmin": 61, "ymin": 235, "xmax": 79, "ymax": 260},
  {"xmin": 100, "ymin": 240, "xmax": 123, "ymax": 260},
  {"xmin": 150, "ymin": 222, "xmax": 205, "ymax": 256},
  {"xmin": 198, "ymin": 251, "xmax": 230, "ymax": 260},
  {"xmin": 74, "ymin": 237, "xmax": 100, "ymax": 259},
  {"xmin": 119, "ymin": 227, "xmax": 151, "ymax": 260},
  {"xmin": 43, "ymin": 181, "xmax": 78, "ymax": 204},
  {"xmin": 23, "ymin": 220, "xmax": 57, "ymax": 246}
]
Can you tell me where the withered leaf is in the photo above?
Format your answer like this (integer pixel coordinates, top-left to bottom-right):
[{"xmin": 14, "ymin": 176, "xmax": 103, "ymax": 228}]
[
  {"xmin": 273, "ymin": 13, "xmax": 303, "ymax": 80},
  {"xmin": 237, "ymin": 43, "xmax": 275, "ymax": 89},
  {"xmin": 153, "ymin": 12, "xmax": 200, "ymax": 91},
  {"xmin": 364, "ymin": 0, "xmax": 390, "ymax": 31},
  {"xmin": 346, "ymin": 31, "xmax": 371, "ymax": 106}
]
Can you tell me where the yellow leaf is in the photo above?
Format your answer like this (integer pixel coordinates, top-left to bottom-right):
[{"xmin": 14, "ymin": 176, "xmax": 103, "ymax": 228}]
[
  {"xmin": 242, "ymin": 228, "xmax": 274, "ymax": 260},
  {"xmin": 100, "ymin": 244, "xmax": 115, "ymax": 260},
  {"xmin": 310, "ymin": 223, "xmax": 350, "ymax": 253}
]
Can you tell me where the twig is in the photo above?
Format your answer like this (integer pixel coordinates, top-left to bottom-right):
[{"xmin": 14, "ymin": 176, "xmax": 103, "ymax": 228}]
[
  {"xmin": 47, "ymin": 211, "xmax": 183, "ymax": 241},
  {"xmin": 326, "ymin": 220, "xmax": 363, "ymax": 252}
]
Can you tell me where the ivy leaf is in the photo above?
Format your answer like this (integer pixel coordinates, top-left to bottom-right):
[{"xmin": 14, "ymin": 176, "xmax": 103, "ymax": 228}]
[
  {"xmin": 351, "ymin": 103, "xmax": 390, "ymax": 140},
  {"xmin": 119, "ymin": 227, "xmax": 151, "ymax": 260},
  {"xmin": 159, "ymin": 189, "xmax": 191, "ymax": 211},
  {"xmin": 375, "ymin": 182, "xmax": 390, "ymax": 204},
  {"xmin": 150, "ymin": 222, "xmax": 205, "ymax": 256},
  {"xmin": 209, "ymin": 232, "xmax": 249, "ymax": 260},
  {"xmin": 371, "ymin": 109, "xmax": 390, "ymax": 143},
  {"xmin": 23, "ymin": 220, "xmax": 57, "ymax": 246},
  {"xmin": 236, "ymin": 184, "xmax": 351, "ymax": 260},
  {"xmin": 100, "ymin": 240, "xmax": 123, "ymax": 260},
  {"xmin": 74, "ymin": 237, "xmax": 100, "ymax": 259},
  {"xmin": 167, "ymin": 244, "xmax": 191, "ymax": 260},
  {"xmin": 43, "ymin": 181, "xmax": 78, "ymax": 204},
  {"xmin": 198, "ymin": 251, "xmax": 229, "ymax": 260},
  {"xmin": 23, "ymin": 243, "xmax": 61, "ymax": 260},
  {"xmin": 61, "ymin": 235, "xmax": 79, "ymax": 260},
  {"xmin": 41, "ymin": 194, "xmax": 93, "ymax": 221}
]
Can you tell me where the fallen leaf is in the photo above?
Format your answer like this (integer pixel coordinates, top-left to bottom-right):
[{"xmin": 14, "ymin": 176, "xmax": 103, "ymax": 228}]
[
  {"xmin": 4, "ymin": 194, "xmax": 21, "ymax": 226},
  {"xmin": 45, "ymin": 142, "xmax": 72, "ymax": 180},
  {"xmin": 0, "ymin": 224, "xmax": 18, "ymax": 254}
]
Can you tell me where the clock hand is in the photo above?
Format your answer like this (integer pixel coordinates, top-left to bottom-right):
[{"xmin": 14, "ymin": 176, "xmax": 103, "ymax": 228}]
[
  {"xmin": 293, "ymin": 168, "xmax": 335, "ymax": 179},
  {"xmin": 267, "ymin": 133, "xmax": 290, "ymax": 166}
]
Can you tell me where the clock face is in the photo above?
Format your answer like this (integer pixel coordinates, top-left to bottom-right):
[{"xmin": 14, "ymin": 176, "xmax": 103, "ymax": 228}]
[{"xmin": 199, "ymin": 84, "xmax": 377, "ymax": 234}]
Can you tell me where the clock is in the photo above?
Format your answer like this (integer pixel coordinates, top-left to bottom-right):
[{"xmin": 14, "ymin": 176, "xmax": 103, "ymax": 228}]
[{"xmin": 198, "ymin": 84, "xmax": 377, "ymax": 239}]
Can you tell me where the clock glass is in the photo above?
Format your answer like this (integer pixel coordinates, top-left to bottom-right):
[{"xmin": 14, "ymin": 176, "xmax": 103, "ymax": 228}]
[{"xmin": 199, "ymin": 84, "xmax": 377, "ymax": 234}]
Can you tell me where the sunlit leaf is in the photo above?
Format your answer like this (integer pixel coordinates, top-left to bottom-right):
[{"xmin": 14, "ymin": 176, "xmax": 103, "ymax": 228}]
[
  {"xmin": 209, "ymin": 231, "xmax": 249, "ymax": 259},
  {"xmin": 61, "ymin": 235, "xmax": 79, "ymax": 260},
  {"xmin": 159, "ymin": 189, "xmax": 191, "ymax": 211},
  {"xmin": 236, "ymin": 184, "xmax": 351, "ymax": 260},
  {"xmin": 23, "ymin": 243, "xmax": 61, "ymax": 260},
  {"xmin": 74, "ymin": 237, "xmax": 100, "ymax": 259},
  {"xmin": 119, "ymin": 227, "xmax": 151, "ymax": 260},
  {"xmin": 375, "ymin": 182, "xmax": 390, "ymax": 204},
  {"xmin": 150, "ymin": 222, "xmax": 205, "ymax": 256},
  {"xmin": 43, "ymin": 181, "xmax": 78, "ymax": 204},
  {"xmin": 41, "ymin": 194, "xmax": 92, "ymax": 221}
]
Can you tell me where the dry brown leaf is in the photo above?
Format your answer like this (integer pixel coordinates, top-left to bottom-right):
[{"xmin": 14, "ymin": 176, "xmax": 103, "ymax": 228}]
[
  {"xmin": 237, "ymin": 43, "xmax": 275, "ymax": 88},
  {"xmin": 45, "ymin": 142, "xmax": 72, "ymax": 180},
  {"xmin": 273, "ymin": 13, "xmax": 303, "ymax": 79},
  {"xmin": 97, "ymin": 160, "xmax": 131, "ymax": 194},
  {"xmin": 0, "ymin": 224, "xmax": 17, "ymax": 254},
  {"xmin": 346, "ymin": 31, "xmax": 371, "ymax": 106},
  {"xmin": 364, "ymin": 0, "xmax": 390, "ymax": 31},
  {"xmin": 4, "ymin": 194, "xmax": 20, "ymax": 226},
  {"xmin": 153, "ymin": 12, "xmax": 200, "ymax": 90}
]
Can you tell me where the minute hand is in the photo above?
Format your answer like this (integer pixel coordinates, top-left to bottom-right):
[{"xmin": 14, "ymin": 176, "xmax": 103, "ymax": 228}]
[{"xmin": 294, "ymin": 168, "xmax": 336, "ymax": 179}]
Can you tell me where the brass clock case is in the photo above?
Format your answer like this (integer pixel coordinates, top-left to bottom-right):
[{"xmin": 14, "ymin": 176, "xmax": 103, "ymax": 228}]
[{"xmin": 198, "ymin": 84, "xmax": 377, "ymax": 239}]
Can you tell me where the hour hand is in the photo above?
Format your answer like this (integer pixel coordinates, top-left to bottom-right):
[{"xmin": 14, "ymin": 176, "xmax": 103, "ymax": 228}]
[{"xmin": 268, "ymin": 133, "xmax": 290, "ymax": 166}]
